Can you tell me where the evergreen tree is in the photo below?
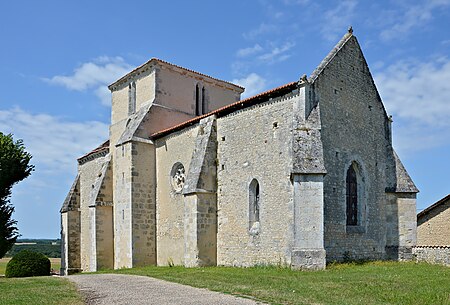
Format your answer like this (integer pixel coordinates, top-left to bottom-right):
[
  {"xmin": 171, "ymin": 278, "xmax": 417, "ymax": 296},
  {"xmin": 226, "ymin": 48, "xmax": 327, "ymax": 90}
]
[{"xmin": 0, "ymin": 132, "xmax": 34, "ymax": 258}]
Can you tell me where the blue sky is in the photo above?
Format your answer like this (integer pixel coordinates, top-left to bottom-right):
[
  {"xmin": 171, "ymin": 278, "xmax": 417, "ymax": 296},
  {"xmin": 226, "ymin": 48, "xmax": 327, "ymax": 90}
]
[{"xmin": 1, "ymin": 0, "xmax": 449, "ymax": 238}]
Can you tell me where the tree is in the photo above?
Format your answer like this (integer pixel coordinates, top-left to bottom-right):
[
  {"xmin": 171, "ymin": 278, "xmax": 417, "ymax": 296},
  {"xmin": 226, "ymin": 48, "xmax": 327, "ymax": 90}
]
[{"xmin": 0, "ymin": 132, "xmax": 34, "ymax": 258}]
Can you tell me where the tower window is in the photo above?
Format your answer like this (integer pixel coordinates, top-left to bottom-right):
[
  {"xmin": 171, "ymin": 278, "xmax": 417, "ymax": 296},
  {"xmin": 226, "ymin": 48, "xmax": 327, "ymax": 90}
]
[
  {"xmin": 195, "ymin": 84, "xmax": 201, "ymax": 116},
  {"xmin": 128, "ymin": 82, "xmax": 136, "ymax": 115},
  {"xmin": 201, "ymin": 86, "xmax": 207, "ymax": 114}
]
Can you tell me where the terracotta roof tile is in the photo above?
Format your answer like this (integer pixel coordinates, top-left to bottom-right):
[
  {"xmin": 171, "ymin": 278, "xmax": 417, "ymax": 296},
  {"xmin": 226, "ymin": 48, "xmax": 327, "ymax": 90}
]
[
  {"xmin": 77, "ymin": 140, "xmax": 109, "ymax": 161},
  {"xmin": 150, "ymin": 81, "xmax": 299, "ymax": 139}
]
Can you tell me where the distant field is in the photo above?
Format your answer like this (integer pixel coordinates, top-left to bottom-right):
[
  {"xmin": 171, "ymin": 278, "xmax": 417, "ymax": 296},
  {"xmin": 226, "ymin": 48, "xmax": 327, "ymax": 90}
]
[
  {"xmin": 6, "ymin": 239, "xmax": 61, "ymax": 258},
  {"xmin": 0, "ymin": 258, "xmax": 60, "ymax": 275}
]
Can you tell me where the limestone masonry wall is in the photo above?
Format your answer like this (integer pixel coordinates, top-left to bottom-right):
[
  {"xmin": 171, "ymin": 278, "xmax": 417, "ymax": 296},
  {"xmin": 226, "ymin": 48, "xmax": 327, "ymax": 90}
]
[
  {"xmin": 315, "ymin": 36, "xmax": 393, "ymax": 261},
  {"xmin": 413, "ymin": 246, "xmax": 450, "ymax": 266},
  {"xmin": 130, "ymin": 141, "xmax": 156, "ymax": 266},
  {"xmin": 216, "ymin": 95, "xmax": 295, "ymax": 267},
  {"xmin": 78, "ymin": 155, "xmax": 109, "ymax": 272},
  {"xmin": 113, "ymin": 142, "xmax": 133, "ymax": 268},
  {"xmin": 155, "ymin": 126, "xmax": 198, "ymax": 265},
  {"xmin": 417, "ymin": 199, "xmax": 450, "ymax": 246}
]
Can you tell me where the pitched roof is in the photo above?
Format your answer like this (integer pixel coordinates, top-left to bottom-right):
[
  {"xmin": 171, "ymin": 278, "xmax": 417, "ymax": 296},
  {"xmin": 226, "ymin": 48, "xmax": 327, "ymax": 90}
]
[
  {"xmin": 108, "ymin": 58, "xmax": 244, "ymax": 92},
  {"xmin": 393, "ymin": 150, "xmax": 419, "ymax": 193},
  {"xmin": 60, "ymin": 174, "xmax": 80, "ymax": 213},
  {"xmin": 150, "ymin": 81, "xmax": 299, "ymax": 139},
  {"xmin": 309, "ymin": 27, "xmax": 354, "ymax": 82},
  {"xmin": 77, "ymin": 140, "xmax": 109, "ymax": 163},
  {"xmin": 417, "ymin": 193, "xmax": 450, "ymax": 219}
]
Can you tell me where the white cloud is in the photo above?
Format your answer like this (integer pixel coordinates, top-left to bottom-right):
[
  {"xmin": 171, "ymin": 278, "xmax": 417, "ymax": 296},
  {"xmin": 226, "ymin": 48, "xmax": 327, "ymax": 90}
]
[
  {"xmin": 44, "ymin": 56, "xmax": 132, "ymax": 106},
  {"xmin": 232, "ymin": 73, "xmax": 267, "ymax": 98},
  {"xmin": 374, "ymin": 57, "xmax": 450, "ymax": 154},
  {"xmin": 243, "ymin": 23, "xmax": 278, "ymax": 40},
  {"xmin": 258, "ymin": 41, "xmax": 295, "ymax": 64},
  {"xmin": 380, "ymin": 0, "xmax": 450, "ymax": 41},
  {"xmin": 320, "ymin": 0, "xmax": 357, "ymax": 42},
  {"xmin": 0, "ymin": 107, "xmax": 109, "ymax": 174},
  {"xmin": 95, "ymin": 86, "xmax": 112, "ymax": 106},
  {"xmin": 236, "ymin": 44, "xmax": 263, "ymax": 57}
]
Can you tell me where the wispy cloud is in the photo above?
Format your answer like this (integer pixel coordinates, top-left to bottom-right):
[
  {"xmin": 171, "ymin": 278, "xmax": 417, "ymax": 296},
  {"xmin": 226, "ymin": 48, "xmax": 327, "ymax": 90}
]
[
  {"xmin": 380, "ymin": 0, "xmax": 450, "ymax": 42},
  {"xmin": 243, "ymin": 23, "xmax": 278, "ymax": 40},
  {"xmin": 232, "ymin": 73, "xmax": 268, "ymax": 98},
  {"xmin": 0, "ymin": 107, "xmax": 109, "ymax": 174},
  {"xmin": 320, "ymin": 0, "xmax": 357, "ymax": 42},
  {"xmin": 236, "ymin": 44, "xmax": 263, "ymax": 57},
  {"xmin": 374, "ymin": 57, "xmax": 450, "ymax": 154},
  {"xmin": 43, "ymin": 56, "xmax": 132, "ymax": 106},
  {"xmin": 282, "ymin": 0, "xmax": 310, "ymax": 5},
  {"xmin": 258, "ymin": 41, "xmax": 295, "ymax": 64}
]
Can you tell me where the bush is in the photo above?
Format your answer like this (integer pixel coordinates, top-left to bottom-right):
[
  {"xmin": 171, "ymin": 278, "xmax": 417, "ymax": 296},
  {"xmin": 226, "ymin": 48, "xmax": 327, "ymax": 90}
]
[{"xmin": 5, "ymin": 250, "xmax": 50, "ymax": 278}]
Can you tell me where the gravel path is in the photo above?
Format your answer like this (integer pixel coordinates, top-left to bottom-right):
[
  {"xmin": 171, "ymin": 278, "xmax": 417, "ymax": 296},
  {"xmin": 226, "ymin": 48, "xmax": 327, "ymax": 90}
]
[{"xmin": 67, "ymin": 273, "xmax": 265, "ymax": 305}]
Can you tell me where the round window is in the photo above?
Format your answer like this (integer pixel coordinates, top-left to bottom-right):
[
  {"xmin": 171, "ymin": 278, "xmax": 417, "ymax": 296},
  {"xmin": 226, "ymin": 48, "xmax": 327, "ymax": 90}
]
[{"xmin": 170, "ymin": 162, "xmax": 185, "ymax": 192}]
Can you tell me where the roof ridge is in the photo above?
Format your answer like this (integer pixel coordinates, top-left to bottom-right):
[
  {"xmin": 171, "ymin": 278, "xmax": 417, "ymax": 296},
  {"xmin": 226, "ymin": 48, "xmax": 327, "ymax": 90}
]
[
  {"xmin": 309, "ymin": 28, "xmax": 354, "ymax": 82},
  {"xmin": 150, "ymin": 81, "xmax": 299, "ymax": 139},
  {"xmin": 108, "ymin": 58, "xmax": 243, "ymax": 91},
  {"xmin": 417, "ymin": 193, "xmax": 450, "ymax": 219}
]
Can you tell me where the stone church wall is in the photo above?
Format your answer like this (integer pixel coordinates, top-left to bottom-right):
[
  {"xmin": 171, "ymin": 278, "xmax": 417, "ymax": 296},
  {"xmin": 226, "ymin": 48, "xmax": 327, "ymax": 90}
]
[
  {"xmin": 111, "ymin": 69, "xmax": 156, "ymax": 125},
  {"xmin": 155, "ymin": 126, "xmax": 198, "ymax": 266},
  {"xmin": 113, "ymin": 142, "xmax": 133, "ymax": 268},
  {"xmin": 156, "ymin": 64, "xmax": 241, "ymax": 115},
  {"xmin": 78, "ymin": 155, "xmax": 109, "ymax": 271},
  {"xmin": 216, "ymin": 95, "xmax": 295, "ymax": 267},
  {"xmin": 130, "ymin": 141, "xmax": 157, "ymax": 267},
  {"xmin": 315, "ymin": 36, "xmax": 393, "ymax": 261}
]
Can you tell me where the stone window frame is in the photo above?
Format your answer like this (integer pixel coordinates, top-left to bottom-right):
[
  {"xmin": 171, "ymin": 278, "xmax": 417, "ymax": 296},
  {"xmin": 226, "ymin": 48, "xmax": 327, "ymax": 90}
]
[
  {"xmin": 195, "ymin": 82, "xmax": 208, "ymax": 116},
  {"xmin": 344, "ymin": 160, "xmax": 367, "ymax": 234},
  {"xmin": 249, "ymin": 178, "xmax": 261, "ymax": 235},
  {"xmin": 170, "ymin": 162, "xmax": 186, "ymax": 193},
  {"xmin": 128, "ymin": 81, "xmax": 136, "ymax": 115}
]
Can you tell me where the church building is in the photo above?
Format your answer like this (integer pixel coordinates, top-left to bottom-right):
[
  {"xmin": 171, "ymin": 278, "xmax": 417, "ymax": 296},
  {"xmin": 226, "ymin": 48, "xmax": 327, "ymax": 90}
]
[{"xmin": 60, "ymin": 29, "xmax": 418, "ymax": 275}]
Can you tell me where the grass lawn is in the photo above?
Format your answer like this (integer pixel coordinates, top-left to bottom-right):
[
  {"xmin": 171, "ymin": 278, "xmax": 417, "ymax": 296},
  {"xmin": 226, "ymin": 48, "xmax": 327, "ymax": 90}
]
[
  {"xmin": 0, "ymin": 277, "xmax": 83, "ymax": 305},
  {"xmin": 0, "ymin": 258, "xmax": 60, "ymax": 275},
  {"xmin": 107, "ymin": 261, "xmax": 450, "ymax": 305}
]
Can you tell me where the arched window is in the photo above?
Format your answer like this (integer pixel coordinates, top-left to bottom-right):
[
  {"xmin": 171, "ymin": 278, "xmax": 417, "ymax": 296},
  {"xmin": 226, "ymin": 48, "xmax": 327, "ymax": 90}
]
[
  {"xmin": 346, "ymin": 164, "xmax": 358, "ymax": 226},
  {"xmin": 128, "ymin": 82, "xmax": 136, "ymax": 115},
  {"xmin": 201, "ymin": 86, "xmax": 207, "ymax": 114},
  {"xmin": 195, "ymin": 84, "xmax": 201, "ymax": 116},
  {"xmin": 249, "ymin": 179, "xmax": 260, "ymax": 232}
]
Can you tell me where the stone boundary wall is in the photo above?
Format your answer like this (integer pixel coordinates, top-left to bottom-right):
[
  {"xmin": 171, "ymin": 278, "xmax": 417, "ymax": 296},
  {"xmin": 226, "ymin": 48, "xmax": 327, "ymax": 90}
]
[{"xmin": 413, "ymin": 246, "xmax": 450, "ymax": 266}]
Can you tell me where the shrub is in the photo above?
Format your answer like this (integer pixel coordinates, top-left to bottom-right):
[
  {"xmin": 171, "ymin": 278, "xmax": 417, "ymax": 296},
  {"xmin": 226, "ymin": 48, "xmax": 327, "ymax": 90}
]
[{"xmin": 5, "ymin": 250, "xmax": 50, "ymax": 278}]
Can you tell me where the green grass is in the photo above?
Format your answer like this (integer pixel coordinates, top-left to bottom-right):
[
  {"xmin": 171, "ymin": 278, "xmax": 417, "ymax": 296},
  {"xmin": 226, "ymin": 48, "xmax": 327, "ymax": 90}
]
[
  {"xmin": 0, "ymin": 258, "xmax": 60, "ymax": 275},
  {"xmin": 0, "ymin": 277, "xmax": 83, "ymax": 305},
  {"xmin": 104, "ymin": 261, "xmax": 450, "ymax": 305}
]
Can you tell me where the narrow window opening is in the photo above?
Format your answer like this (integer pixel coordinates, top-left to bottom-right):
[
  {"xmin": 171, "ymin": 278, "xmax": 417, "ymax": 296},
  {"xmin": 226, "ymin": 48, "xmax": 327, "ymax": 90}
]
[
  {"xmin": 195, "ymin": 84, "xmax": 201, "ymax": 116},
  {"xmin": 128, "ymin": 82, "xmax": 136, "ymax": 115},
  {"xmin": 346, "ymin": 164, "xmax": 358, "ymax": 226},
  {"xmin": 249, "ymin": 179, "xmax": 260, "ymax": 234},
  {"xmin": 201, "ymin": 86, "xmax": 207, "ymax": 114}
]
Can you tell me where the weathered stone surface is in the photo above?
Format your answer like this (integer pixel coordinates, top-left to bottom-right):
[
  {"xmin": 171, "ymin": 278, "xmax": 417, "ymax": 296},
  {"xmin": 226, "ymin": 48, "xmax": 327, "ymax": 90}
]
[
  {"xmin": 61, "ymin": 30, "xmax": 418, "ymax": 273},
  {"xmin": 291, "ymin": 249, "xmax": 326, "ymax": 270},
  {"xmin": 413, "ymin": 246, "xmax": 450, "ymax": 266},
  {"xmin": 417, "ymin": 194, "xmax": 450, "ymax": 246}
]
